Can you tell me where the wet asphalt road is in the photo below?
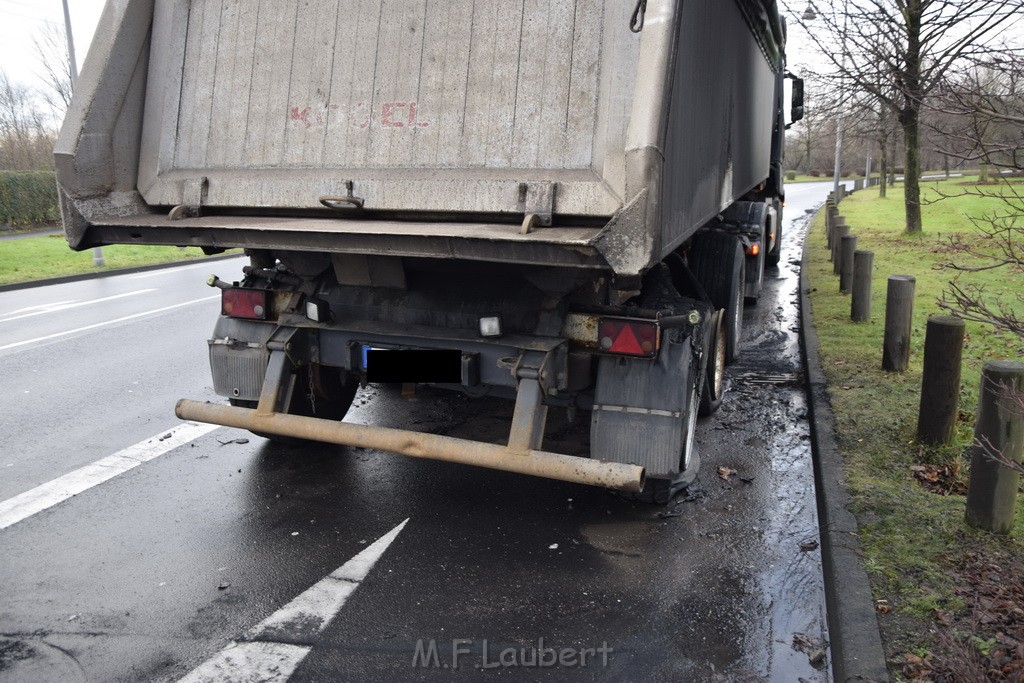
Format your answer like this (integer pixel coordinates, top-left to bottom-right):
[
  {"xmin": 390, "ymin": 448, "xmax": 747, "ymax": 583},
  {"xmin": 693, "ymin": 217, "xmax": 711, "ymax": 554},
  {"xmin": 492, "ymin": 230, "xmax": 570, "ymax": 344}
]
[{"xmin": 1, "ymin": 182, "xmax": 840, "ymax": 682}]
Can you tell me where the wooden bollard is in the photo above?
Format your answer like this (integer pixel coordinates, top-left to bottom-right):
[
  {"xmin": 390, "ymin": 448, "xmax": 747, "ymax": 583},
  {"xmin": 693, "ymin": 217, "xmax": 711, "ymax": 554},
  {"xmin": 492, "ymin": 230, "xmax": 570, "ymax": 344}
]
[
  {"xmin": 850, "ymin": 250, "xmax": 874, "ymax": 322},
  {"xmin": 964, "ymin": 361, "xmax": 1024, "ymax": 534},
  {"xmin": 882, "ymin": 275, "xmax": 915, "ymax": 372},
  {"xmin": 839, "ymin": 234, "xmax": 858, "ymax": 293},
  {"xmin": 916, "ymin": 316, "xmax": 965, "ymax": 445},
  {"xmin": 828, "ymin": 215, "xmax": 845, "ymax": 253},
  {"xmin": 832, "ymin": 224, "xmax": 850, "ymax": 273}
]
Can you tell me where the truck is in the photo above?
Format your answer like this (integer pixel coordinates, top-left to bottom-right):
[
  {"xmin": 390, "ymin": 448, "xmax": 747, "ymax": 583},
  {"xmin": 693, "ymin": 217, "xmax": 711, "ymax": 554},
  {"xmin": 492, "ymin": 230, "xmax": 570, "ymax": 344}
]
[{"xmin": 56, "ymin": 0, "xmax": 804, "ymax": 502}]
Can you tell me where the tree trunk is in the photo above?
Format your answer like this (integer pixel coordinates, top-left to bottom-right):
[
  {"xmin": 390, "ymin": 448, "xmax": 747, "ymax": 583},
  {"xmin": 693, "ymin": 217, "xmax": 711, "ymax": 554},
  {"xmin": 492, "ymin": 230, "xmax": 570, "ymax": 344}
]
[
  {"xmin": 879, "ymin": 134, "xmax": 888, "ymax": 198},
  {"xmin": 902, "ymin": 106, "xmax": 922, "ymax": 233},
  {"xmin": 806, "ymin": 130, "xmax": 812, "ymax": 173},
  {"xmin": 902, "ymin": 0, "xmax": 923, "ymax": 234}
]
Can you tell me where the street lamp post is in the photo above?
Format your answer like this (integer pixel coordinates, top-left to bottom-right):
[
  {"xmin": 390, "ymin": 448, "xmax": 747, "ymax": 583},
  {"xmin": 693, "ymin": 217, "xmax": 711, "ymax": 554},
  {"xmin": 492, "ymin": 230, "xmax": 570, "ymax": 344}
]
[
  {"xmin": 801, "ymin": 3, "xmax": 845, "ymax": 205},
  {"xmin": 61, "ymin": 0, "xmax": 105, "ymax": 267},
  {"xmin": 833, "ymin": 66, "xmax": 844, "ymax": 204}
]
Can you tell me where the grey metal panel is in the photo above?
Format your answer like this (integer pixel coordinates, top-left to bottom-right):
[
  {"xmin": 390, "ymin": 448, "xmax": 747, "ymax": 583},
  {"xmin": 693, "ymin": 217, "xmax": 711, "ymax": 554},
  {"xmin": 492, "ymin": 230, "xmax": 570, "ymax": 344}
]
[
  {"xmin": 658, "ymin": 0, "xmax": 777, "ymax": 256},
  {"xmin": 54, "ymin": 0, "xmax": 154, "ymax": 248},
  {"xmin": 210, "ymin": 348, "xmax": 267, "ymax": 401},
  {"xmin": 136, "ymin": 0, "xmax": 634, "ymax": 217},
  {"xmin": 58, "ymin": 0, "xmax": 784, "ymax": 279},
  {"xmin": 208, "ymin": 317, "xmax": 275, "ymax": 400},
  {"xmin": 590, "ymin": 336, "xmax": 694, "ymax": 477},
  {"xmin": 78, "ymin": 212, "xmax": 609, "ymax": 270}
]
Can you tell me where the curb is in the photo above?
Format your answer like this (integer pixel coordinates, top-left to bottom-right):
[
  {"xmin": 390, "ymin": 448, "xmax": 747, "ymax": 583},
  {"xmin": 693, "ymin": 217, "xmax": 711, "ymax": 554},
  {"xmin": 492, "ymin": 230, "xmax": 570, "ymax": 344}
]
[
  {"xmin": 0, "ymin": 252, "xmax": 243, "ymax": 294},
  {"xmin": 799, "ymin": 210, "xmax": 891, "ymax": 682}
]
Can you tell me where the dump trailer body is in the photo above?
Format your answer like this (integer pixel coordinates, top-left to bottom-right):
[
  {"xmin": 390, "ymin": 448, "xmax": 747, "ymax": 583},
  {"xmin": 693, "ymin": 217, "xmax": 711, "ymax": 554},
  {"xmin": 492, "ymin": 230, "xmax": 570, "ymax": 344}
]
[
  {"xmin": 57, "ymin": 0, "xmax": 794, "ymax": 496},
  {"xmin": 56, "ymin": 0, "xmax": 783, "ymax": 280}
]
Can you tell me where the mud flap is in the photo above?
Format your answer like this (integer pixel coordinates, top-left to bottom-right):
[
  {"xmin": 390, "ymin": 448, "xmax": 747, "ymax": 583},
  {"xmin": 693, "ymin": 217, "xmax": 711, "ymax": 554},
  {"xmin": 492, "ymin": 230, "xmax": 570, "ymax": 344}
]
[{"xmin": 590, "ymin": 335, "xmax": 697, "ymax": 478}]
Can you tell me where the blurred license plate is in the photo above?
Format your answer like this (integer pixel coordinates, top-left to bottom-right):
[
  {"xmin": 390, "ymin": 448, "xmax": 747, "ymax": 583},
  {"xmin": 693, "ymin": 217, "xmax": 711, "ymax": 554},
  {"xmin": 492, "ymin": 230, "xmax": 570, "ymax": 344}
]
[{"xmin": 364, "ymin": 348, "xmax": 462, "ymax": 383}]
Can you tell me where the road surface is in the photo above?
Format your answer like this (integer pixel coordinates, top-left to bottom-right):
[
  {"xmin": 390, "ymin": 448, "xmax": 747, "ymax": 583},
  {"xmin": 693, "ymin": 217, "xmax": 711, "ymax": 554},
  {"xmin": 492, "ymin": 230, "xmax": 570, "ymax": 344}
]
[{"xmin": 0, "ymin": 182, "xmax": 842, "ymax": 681}]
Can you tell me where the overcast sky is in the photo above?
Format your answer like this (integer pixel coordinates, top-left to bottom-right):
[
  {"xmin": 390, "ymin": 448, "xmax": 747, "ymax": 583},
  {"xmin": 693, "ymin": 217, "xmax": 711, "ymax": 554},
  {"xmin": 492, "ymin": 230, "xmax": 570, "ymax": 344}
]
[{"xmin": 0, "ymin": 0, "xmax": 105, "ymax": 90}]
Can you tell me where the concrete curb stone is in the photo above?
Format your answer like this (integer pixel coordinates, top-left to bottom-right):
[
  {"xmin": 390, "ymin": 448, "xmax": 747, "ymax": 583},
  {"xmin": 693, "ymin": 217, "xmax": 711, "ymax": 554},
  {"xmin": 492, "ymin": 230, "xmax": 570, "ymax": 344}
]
[{"xmin": 799, "ymin": 210, "xmax": 891, "ymax": 682}]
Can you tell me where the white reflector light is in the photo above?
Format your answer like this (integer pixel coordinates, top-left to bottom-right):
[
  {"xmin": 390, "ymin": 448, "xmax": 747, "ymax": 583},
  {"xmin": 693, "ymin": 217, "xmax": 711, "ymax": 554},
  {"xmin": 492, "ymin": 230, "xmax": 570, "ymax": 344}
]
[
  {"xmin": 479, "ymin": 316, "xmax": 502, "ymax": 338},
  {"xmin": 305, "ymin": 298, "xmax": 330, "ymax": 323}
]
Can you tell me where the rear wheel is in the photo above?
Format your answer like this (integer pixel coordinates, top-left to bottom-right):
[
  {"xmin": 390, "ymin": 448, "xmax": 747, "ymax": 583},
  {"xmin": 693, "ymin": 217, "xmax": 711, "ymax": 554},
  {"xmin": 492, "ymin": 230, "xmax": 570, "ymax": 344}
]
[
  {"xmin": 690, "ymin": 232, "xmax": 745, "ymax": 364},
  {"xmin": 231, "ymin": 365, "xmax": 359, "ymax": 444},
  {"xmin": 766, "ymin": 202, "xmax": 783, "ymax": 268},
  {"xmin": 699, "ymin": 309, "xmax": 726, "ymax": 416}
]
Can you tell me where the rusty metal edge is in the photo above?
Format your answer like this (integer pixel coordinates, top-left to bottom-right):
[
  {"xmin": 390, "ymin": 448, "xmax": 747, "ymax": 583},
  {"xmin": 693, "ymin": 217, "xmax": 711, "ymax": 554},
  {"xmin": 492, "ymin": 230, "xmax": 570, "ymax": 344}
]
[
  {"xmin": 175, "ymin": 399, "xmax": 645, "ymax": 493},
  {"xmin": 799, "ymin": 207, "xmax": 891, "ymax": 682}
]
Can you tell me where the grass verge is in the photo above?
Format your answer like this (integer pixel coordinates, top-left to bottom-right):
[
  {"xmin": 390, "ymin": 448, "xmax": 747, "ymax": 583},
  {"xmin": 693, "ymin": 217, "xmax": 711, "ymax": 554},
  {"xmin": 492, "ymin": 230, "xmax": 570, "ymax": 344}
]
[
  {"xmin": 0, "ymin": 233, "xmax": 238, "ymax": 285},
  {"xmin": 806, "ymin": 179, "xmax": 1024, "ymax": 679}
]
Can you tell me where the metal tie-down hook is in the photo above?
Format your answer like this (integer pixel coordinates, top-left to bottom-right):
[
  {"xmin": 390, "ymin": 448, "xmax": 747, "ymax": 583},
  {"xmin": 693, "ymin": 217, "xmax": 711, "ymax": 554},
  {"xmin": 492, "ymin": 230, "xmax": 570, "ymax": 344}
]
[{"xmin": 630, "ymin": 0, "xmax": 647, "ymax": 33}]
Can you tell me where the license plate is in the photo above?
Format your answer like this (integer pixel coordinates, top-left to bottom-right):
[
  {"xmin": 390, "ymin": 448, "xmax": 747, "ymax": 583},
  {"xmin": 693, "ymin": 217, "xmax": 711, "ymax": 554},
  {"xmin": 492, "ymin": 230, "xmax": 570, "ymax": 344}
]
[{"xmin": 364, "ymin": 348, "xmax": 462, "ymax": 384}]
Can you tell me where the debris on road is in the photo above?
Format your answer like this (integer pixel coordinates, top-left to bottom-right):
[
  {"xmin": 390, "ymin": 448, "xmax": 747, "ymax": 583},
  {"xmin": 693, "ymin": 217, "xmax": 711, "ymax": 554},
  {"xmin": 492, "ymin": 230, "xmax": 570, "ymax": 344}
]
[
  {"xmin": 717, "ymin": 467, "xmax": 737, "ymax": 480},
  {"xmin": 799, "ymin": 539, "xmax": 820, "ymax": 552},
  {"xmin": 792, "ymin": 632, "xmax": 827, "ymax": 670},
  {"xmin": 217, "ymin": 582, "xmax": 231, "ymax": 590},
  {"xmin": 217, "ymin": 438, "xmax": 250, "ymax": 446}
]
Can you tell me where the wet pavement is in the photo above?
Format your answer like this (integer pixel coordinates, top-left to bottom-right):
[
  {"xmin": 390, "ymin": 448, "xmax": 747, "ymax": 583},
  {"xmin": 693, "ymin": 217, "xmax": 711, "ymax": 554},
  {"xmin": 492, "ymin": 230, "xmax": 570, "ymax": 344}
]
[{"xmin": 1, "ymin": 183, "xmax": 837, "ymax": 681}]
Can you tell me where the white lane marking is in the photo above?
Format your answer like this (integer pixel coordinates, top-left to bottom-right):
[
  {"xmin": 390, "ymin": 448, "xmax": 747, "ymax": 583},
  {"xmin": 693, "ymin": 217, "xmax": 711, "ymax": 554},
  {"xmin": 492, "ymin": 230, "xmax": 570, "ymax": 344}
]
[
  {"xmin": 0, "ymin": 295, "xmax": 219, "ymax": 352},
  {"xmin": 0, "ymin": 289, "xmax": 158, "ymax": 323},
  {"xmin": 1, "ymin": 300, "xmax": 76, "ymax": 316},
  {"xmin": 0, "ymin": 422, "xmax": 219, "ymax": 531},
  {"xmin": 128, "ymin": 262, "xmax": 236, "ymax": 280},
  {"xmin": 179, "ymin": 642, "xmax": 310, "ymax": 683},
  {"xmin": 179, "ymin": 519, "xmax": 410, "ymax": 683}
]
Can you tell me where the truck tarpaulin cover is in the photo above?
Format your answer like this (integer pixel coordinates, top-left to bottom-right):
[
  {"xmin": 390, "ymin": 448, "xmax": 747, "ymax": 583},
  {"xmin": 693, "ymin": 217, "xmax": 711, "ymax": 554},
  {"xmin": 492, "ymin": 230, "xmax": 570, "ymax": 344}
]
[{"xmin": 734, "ymin": 0, "xmax": 786, "ymax": 72}]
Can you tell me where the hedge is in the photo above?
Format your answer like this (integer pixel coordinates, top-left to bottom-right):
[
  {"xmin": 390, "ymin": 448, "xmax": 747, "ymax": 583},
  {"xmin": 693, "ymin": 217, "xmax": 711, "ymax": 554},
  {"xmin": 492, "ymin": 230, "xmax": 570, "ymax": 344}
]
[{"xmin": 0, "ymin": 171, "xmax": 60, "ymax": 227}]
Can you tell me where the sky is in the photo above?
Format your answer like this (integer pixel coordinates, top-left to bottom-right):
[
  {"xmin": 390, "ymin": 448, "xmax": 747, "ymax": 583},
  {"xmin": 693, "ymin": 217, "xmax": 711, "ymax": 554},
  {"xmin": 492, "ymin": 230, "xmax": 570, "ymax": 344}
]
[{"xmin": 0, "ymin": 0, "xmax": 105, "ymax": 91}]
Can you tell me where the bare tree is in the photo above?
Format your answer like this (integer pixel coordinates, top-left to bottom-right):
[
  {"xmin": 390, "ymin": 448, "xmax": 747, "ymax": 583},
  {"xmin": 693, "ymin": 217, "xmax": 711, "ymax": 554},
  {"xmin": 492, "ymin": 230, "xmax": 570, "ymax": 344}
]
[
  {"xmin": 0, "ymin": 70, "xmax": 55, "ymax": 171},
  {"xmin": 791, "ymin": 0, "xmax": 1019, "ymax": 233},
  {"xmin": 32, "ymin": 21, "xmax": 73, "ymax": 123},
  {"xmin": 930, "ymin": 53, "xmax": 1023, "ymax": 338}
]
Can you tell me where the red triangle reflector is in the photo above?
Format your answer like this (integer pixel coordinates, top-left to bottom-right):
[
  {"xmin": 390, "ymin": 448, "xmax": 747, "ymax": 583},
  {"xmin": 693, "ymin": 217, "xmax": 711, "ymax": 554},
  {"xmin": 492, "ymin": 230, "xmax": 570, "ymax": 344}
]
[{"xmin": 612, "ymin": 324, "xmax": 644, "ymax": 356}]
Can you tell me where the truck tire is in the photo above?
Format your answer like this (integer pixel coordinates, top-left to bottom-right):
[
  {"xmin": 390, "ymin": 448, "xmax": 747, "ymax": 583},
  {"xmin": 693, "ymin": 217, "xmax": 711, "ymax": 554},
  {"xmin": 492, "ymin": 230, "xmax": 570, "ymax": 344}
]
[
  {"xmin": 766, "ymin": 199, "xmax": 783, "ymax": 267},
  {"xmin": 699, "ymin": 309, "xmax": 726, "ymax": 416},
  {"xmin": 690, "ymin": 232, "xmax": 745, "ymax": 364},
  {"xmin": 230, "ymin": 366, "xmax": 359, "ymax": 444}
]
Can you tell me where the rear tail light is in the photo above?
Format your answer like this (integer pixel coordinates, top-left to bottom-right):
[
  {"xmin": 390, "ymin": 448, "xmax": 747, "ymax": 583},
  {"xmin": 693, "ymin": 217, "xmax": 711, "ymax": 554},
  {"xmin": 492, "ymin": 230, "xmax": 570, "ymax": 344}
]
[
  {"xmin": 222, "ymin": 288, "xmax": 267, "ymax": 320},
  {"xmin": 597, "ymin": 318, "xmax": 659, "ymax": 358}
]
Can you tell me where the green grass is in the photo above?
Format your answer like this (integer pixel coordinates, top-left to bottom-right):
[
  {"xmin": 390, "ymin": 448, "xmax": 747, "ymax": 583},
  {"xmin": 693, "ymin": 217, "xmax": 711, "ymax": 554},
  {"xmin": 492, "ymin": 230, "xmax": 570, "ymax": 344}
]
[
  {"xmin": 0, "ymin": 233, "xmax": 237, "ymax": 285},
  {"xmin": 806, "ymin": 179, "xmax": 1024, "ymax": 673}
]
